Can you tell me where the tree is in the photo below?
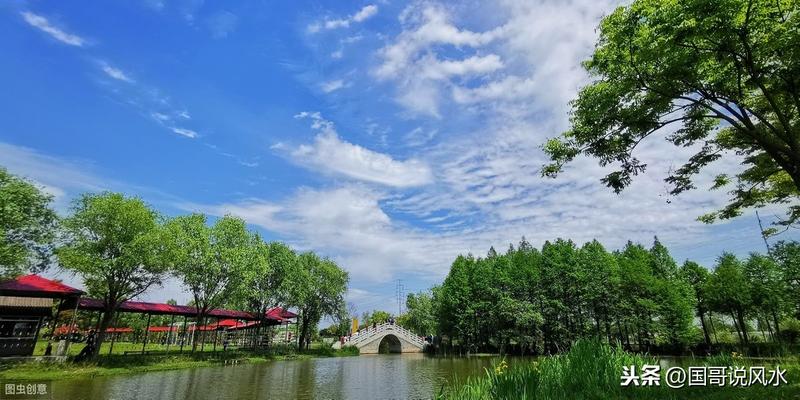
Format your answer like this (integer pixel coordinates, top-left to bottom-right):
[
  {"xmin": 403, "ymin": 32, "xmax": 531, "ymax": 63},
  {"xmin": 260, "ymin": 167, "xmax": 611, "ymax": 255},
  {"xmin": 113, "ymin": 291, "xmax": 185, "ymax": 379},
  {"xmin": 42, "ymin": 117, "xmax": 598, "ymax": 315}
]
[
  {"xmin": 0, "ymin": 168, "xmax": 58, "ymax": 278},
  {"xmin": 58, "ymin": 192, "xmax": 167, "ymax": 356},
  {"xmin": 402, "ymin": 290, "xmax": 438, "ymax": 336},
  {"xmin": 543, "ymin": 0, "xmax": 800, "ymax": 231},
  {"xmin": 164, "ymin": 214, "xmax": 258, "ymax": 351},
  {"xmin": 771, "ymin": 241, "xmax": 800, "ymax": 317},
  {"xmin": 680, "ymin": 261, "xmax": 714, "ymax": 347},
  {"xmin": 286, "ymin": 252, "xmax": 348, "ymax": 351},
  {"xmin": 743, "ymin": 253, "xmax": 786, "ymax": 339},
  {"xmin": 706, "ymin": 253, "xmax": 752, "ymax": 344}
]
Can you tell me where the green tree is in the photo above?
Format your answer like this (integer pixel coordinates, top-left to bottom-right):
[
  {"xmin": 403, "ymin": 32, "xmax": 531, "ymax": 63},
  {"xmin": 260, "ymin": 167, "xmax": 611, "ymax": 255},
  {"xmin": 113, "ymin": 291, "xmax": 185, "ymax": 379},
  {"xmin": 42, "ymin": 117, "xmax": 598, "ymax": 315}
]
[
  {"xmin": 0, "ymin": 168, "xmax": 58, "ymax": 278},
  {"xmin": 365, "ymin": 310, "xmax": 391, "ymax": 326},
  {"xmin": 577, "ymin": 240, "xmax": 620, "ymax": 343},
  {"xmin": 706, "ymin": 253, "xmax": 752, "ymax": 344},
  {"xmin": 164, "ymin": 214, "xmax": 258, "ymax": 351},
  {"xmin": 286, "ymin": 252, "xmax": 348, "ymax": 350},
  {"xmin": 402, "ymin": 289, "xmax": 438, "ymax": 336},
  {"xmin": 615, "ymin": 242, "xmax": 659, "ymax": 350},
  {"xmin": 58, "ymin": 192, "xmax": 167, "ymax": 356},
  {"xmin": 743, "ymin": 253, "xmax": 786, "ymax": 339},
  {"xmin": 544, "ymin": 0, "xmax": 800, "ymax": 230},
  {"xmin": 680, "ymin": 261, "xmax": 714, "ymax": 347},
  {"xmin": 771, "ymin": 241, "xmax": 800, "ymax": 318}
]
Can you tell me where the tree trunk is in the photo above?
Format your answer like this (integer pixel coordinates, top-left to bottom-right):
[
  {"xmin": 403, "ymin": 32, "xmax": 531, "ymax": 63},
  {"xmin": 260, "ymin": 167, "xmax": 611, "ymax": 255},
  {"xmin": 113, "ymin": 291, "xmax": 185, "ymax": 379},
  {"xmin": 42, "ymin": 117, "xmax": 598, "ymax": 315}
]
[
  {"xmin": 736, "ymin": 309, "xmax": 749, "ymax": 345},
  {"xmin": 192, "ymin": 312, "xmax": 206, "ymax": 352},
  {"xmin": 708, "ymin": 314, "xmax": 719, "ymax": 343},
  {"xmin": 92, "ymin": 308, "xmax": 115, "ymax": 357},
  {"xmin": 699, "ymin": 312, "xmax": 711, "ymax": 348},
  {"xmin": 772, "ymin": 310, "xmax": 781, "ymax": 342}
]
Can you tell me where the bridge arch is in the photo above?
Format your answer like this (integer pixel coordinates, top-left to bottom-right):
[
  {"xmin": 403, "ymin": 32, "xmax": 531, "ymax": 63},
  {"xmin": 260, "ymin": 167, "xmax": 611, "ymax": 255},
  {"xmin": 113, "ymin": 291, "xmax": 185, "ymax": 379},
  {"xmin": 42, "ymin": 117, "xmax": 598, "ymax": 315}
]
[{"xmin": 378, "ymin": 334, "xmax": 402, "ymax": 353}]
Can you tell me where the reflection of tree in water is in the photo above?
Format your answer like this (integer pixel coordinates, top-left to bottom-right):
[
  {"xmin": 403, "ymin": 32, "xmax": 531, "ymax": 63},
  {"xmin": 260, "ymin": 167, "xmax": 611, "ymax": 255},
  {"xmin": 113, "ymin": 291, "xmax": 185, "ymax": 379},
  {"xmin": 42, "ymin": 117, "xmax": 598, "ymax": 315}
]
[{"xmin": 378, "ymin": 334, "xmax": 402, "ymax": 354}]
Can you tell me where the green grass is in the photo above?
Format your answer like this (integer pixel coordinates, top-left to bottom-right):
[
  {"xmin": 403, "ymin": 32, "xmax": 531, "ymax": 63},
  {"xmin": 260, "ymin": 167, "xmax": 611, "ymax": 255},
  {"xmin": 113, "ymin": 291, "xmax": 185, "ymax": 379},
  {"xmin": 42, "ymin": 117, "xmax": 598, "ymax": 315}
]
[
  {"xmin": 0, "ymin": 342, "xmax": 360, "ymax": 381},
  {"xmin": 437, "ymin": 340, "xmax": 800, "ymax": 400},
  {"xmin": 31, "ymin": 339, "xmax": 245, "ymax": 356}
]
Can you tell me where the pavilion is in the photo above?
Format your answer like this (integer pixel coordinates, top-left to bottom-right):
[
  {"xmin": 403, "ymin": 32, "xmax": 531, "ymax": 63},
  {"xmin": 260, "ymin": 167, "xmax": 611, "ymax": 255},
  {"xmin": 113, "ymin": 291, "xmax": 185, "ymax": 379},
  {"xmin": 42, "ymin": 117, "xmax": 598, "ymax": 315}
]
[
  {"xmin": 0, "ymin": 275, "xmax": 298, "ymax": 357},
  {"xmin": 0, "ymin": 275, "xmax": 84, "ymax": 357}
]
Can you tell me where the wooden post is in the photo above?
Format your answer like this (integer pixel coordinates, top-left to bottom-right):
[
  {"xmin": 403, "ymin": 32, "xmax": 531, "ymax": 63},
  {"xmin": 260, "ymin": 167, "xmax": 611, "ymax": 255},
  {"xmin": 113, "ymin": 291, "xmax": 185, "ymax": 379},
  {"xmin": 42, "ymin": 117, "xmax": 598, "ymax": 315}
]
[
  {"xmin": 47, "ymin": 299, "xmax": 63, "ymax": 347},
  {"xmin": 166, "ymin": 314, "xmax": 176, "ymax": 353},
  {"xmin": 213, "ymin": 317, "xmax": 219, "ymax": 352},
  {"xmin": 64, "ymin": 299, "xmax": 80, "ymax": 354},
  {"xmin": 142, "ymin": 314, "xmax": 151, "ymax": 354},
  {"xmin": 180, "ymin": 316, "xmax": 188, "ymax": 353}
]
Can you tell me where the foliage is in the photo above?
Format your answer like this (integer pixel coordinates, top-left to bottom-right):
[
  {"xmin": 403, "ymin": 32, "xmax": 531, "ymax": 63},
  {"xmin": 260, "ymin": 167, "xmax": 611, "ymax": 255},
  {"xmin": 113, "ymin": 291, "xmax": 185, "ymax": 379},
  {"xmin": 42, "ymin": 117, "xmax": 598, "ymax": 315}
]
[
  {"xmin": 433, "ymin": 235, "xmax": 800, "ymax": 355},
  {"xmin": 400, "ymin": 289, "xmax": 438, "ymax": 336},
  {"xmin": 285, "ymin": 252, "xmax": 348, "ymax": 351},
  {"xmin": 163, "ymin": 214, "xmax": 259, "ymax": 350},
  {"xmin": 435, "ymin": 237, "xmax": 696, "ymax": 354},
  {"xmin": 360, "ymin": 310, "xmax": 391, "ymax": 329},
  {"xmin": 0, "ymin": 167, "xmax": 58, "ymax": 278},
  {"xmin": 543, "ymin": 0, "xmax": 800, "ymax": 233},
  {"xmin": 57, "ymin": 192, "xmax": 168, "ymax": 356}
]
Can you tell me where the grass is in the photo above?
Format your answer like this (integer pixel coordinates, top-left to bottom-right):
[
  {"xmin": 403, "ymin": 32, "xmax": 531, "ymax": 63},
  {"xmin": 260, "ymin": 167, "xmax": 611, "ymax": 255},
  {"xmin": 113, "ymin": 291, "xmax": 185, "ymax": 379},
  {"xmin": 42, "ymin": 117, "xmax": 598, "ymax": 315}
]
[
  {"xmin": 0, "ymin": 342, "xmax": 360, "ymax": 381},
  {"xmin": 437, "ymin": 340, "xmax": 800, "ymax": 400}
]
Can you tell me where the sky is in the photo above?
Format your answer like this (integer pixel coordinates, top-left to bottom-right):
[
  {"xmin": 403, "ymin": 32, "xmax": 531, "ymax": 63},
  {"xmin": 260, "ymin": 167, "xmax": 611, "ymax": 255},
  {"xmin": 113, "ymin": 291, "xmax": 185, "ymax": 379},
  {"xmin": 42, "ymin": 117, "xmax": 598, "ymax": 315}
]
[{"xmin": 1, "ymin": 0, "xmax": 796, "ymax": 316}]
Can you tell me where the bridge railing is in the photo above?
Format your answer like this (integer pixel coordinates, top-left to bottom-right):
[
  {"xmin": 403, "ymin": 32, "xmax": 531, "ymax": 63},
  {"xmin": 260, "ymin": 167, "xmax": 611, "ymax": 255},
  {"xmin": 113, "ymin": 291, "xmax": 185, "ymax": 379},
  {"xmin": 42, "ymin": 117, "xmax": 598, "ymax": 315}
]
[{"xmin": 342, "ymin": 323, "xmax": 426, "ymax": 348}]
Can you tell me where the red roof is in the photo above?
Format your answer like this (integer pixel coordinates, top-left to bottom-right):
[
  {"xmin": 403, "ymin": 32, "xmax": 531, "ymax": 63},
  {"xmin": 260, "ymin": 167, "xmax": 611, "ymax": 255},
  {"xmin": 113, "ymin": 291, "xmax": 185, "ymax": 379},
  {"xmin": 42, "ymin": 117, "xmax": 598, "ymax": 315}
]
[
  {"xmin": 226, "ymin": 321, "xmax": 261, "ymax": 331},
  {"xmin": 266, "ymin": 307, "xmax": 297, "ymax": 320},
  {"xmin": 0, "ymin": 275, "xmax": 84, "ymax": 298},
  {"xmin": 66, "ymin": 298, "xmax": 260, "ymax": 321},
  {"xmin": 147, "ymin": 326, "xmax": 176, "ymax": 332},
  {"xmin": 106, "ymin": 327, "xmax": 134, "ymax": 333},
  {"xmin": 214, "ymin": 319, "xmax": 240, "ymax": 327}
]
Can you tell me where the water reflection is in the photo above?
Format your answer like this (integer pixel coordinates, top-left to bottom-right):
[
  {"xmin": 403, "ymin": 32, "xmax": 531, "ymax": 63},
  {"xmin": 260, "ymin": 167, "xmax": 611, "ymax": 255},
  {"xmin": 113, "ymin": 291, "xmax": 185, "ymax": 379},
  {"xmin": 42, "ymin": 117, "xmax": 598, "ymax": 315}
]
[{"xmin": 51, "ymin": 354, "xmax": 519, "ymax": 400}]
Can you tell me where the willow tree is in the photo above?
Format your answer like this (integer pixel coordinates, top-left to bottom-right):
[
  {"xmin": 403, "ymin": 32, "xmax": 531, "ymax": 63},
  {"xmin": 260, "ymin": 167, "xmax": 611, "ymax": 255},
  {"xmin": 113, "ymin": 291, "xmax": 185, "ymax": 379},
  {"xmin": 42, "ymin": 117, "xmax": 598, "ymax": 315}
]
[
  {"xmin": 58, "ymin": 192, "xmax": 167, "ymax": 356},
  {"xmin": 544, "ymin": 0, "xmax": 800, "ymax": 231},
  {"xmin": 0, "ymin": 168, "xmax": 58, "ymax": 278},
  {"xmin": 164, "ymin": 214, "xmax": 258, "ymax": 351}
]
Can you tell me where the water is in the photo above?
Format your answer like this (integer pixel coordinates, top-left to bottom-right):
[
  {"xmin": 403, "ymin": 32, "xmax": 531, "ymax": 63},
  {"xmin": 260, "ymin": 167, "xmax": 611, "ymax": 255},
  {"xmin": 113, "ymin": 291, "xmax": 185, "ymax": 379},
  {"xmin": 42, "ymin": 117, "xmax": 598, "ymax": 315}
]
[{"xmin": 51, "ymin": 354, "xmax": 519, "ymax": 400}]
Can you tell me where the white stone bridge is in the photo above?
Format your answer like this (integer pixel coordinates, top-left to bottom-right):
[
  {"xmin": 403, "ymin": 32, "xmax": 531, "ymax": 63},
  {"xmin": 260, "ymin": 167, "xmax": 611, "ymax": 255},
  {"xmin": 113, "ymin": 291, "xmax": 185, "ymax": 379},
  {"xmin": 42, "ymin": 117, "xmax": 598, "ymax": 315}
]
[{"xmin": 333, "ymin": 323, "xmax": 427, "ymax": 354}]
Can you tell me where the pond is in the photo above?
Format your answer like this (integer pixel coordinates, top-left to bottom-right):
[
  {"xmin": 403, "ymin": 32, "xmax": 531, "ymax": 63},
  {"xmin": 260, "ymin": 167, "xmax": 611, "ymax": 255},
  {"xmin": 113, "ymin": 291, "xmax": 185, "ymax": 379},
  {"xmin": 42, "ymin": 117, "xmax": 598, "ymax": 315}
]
[{"xmin": 51, "ymin": 354, "xmax": 520, "ymax": 400}]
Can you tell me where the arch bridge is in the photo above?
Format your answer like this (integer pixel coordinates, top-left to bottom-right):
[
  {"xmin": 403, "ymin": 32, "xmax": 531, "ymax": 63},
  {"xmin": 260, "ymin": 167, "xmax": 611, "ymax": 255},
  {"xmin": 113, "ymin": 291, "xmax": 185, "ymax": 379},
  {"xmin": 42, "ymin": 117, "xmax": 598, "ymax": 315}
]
[{"xmin": 334, "ymin": 323, "xmax": 426, "ymax": 354}]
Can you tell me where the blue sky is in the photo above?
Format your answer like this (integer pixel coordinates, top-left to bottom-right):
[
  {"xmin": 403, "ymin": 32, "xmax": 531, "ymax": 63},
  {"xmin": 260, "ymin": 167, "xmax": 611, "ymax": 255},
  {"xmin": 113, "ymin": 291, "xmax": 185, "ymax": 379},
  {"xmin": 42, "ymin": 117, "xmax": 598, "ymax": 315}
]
[{"xmin": 1, "ymin": 0, "xmax": 796, "ymax": 315}]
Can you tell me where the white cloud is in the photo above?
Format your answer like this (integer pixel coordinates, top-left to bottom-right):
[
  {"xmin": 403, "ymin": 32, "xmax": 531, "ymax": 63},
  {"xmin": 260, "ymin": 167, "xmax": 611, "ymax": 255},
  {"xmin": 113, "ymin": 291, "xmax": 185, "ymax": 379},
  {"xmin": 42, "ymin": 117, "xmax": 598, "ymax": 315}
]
[
  {"xmin": 21, "ymin": 11, "xmax": 86, "ymax": 47},
  {"xmin": 171, "ymin": 127, "xmax": 198, "ymax": 138},
  {"xmin": 403, "ymin": 127, "xmax": 437, "ymax": 147},
  {"xmin": 100, "ymin": 62, "xmax": 134, "ymax": 83},
  {"xmin": 288, "ymin": 112, "xmax": 434, "ymax": 187},
  {"xmin": 373, "ymin": 4, "xmax": 507, "ymax": 116},
  {"xmin": 308, "ymin": 4, "xmax": 378, "ymax": 33},
  {"xmin": 320, "ymin": 79, "xmax": 348, "ymax": 93}
]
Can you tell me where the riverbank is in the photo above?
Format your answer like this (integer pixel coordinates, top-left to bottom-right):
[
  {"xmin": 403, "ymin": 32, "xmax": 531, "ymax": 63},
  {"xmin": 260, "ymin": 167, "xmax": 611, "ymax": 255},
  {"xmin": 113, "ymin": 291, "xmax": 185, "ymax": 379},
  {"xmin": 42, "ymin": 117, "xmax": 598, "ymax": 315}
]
[
  {"xmin": 0, "ymin": 345, "xmax": 359, "ymax": 381},
  {"xmin": 437, "ymin": 341, "xmax": 800, "ymax": 400}
]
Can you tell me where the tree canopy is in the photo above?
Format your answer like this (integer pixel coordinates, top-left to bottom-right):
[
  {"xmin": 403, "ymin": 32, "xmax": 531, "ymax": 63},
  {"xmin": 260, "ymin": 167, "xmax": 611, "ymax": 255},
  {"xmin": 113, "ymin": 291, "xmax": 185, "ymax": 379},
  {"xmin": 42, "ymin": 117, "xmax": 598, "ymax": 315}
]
[
  {"xmin": 57, "ymin": 192, "xmax": 168, "ymax": 355},
  {"xmin": 544, "ymin": 0, "xmax": 800, "ymax": 232},
  {"xmin": 0, "ymin": 168, "xmax": 58, "ymax": 278},
  {"xmin": 163, "ymin": 213, "xmax": 259, "ymax": 351}
]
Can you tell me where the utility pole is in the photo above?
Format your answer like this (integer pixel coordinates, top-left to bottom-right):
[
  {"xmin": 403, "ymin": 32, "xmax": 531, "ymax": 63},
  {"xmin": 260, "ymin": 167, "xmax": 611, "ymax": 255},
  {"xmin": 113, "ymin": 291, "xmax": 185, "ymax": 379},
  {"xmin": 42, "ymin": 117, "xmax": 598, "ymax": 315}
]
[{"xmin": 396, "ymin": 280, "xmax": 405, "ymax": 316}]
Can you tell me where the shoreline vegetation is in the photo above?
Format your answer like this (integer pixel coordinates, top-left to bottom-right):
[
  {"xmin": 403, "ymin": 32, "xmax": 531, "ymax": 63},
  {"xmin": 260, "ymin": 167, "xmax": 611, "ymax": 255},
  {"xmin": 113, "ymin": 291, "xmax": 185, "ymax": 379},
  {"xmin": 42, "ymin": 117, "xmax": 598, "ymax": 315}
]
[
  {"xmin": 0, "ymin": 345, "xmax": 359, "ymax": 381},
  {"xmin": 437, "ymin": 341, "xmax": 800, "ymax": 400}
]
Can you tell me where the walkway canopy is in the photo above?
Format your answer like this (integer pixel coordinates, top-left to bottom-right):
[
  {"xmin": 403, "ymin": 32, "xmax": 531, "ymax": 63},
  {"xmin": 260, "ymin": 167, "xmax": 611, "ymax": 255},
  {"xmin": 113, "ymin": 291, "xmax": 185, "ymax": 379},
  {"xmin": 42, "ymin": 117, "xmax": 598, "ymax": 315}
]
[
  {"xmin": 266, "ymin": 307, "xmax": 297, "ymax": 321},
  {"xmin": 0, "ymin": 275, "xmax": 84, "ymax": 299},
  {"xmin": 61, "ymin": 298, "xmax": 262, "ymax": 321}
]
